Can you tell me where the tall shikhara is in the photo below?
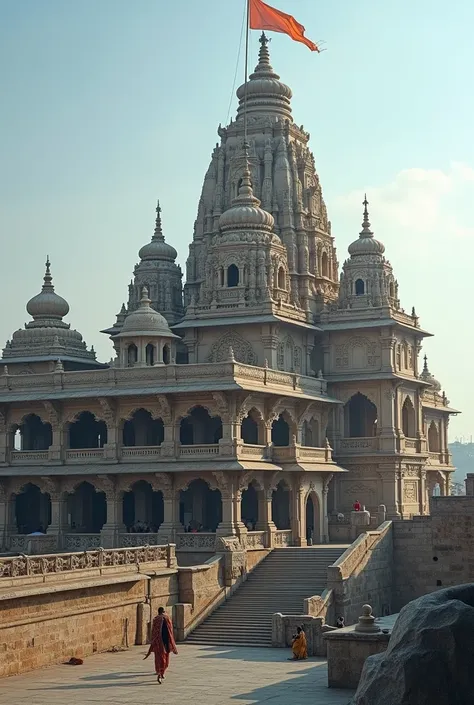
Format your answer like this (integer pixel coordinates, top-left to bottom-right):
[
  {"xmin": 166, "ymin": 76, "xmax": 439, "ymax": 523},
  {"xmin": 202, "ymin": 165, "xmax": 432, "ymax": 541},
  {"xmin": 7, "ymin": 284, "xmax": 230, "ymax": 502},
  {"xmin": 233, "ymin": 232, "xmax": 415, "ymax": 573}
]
[{"xmin": 184, "ymin": 34, "xmax": 338, "ymax": 321}]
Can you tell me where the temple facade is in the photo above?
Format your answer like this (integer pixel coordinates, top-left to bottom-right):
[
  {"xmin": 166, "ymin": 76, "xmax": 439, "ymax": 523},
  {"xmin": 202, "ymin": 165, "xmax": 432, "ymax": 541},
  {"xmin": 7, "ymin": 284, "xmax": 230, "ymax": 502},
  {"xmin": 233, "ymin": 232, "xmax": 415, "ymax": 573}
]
[{"xmin": 0, "ymin": 35, "xmax": 457, "ymax": 556}]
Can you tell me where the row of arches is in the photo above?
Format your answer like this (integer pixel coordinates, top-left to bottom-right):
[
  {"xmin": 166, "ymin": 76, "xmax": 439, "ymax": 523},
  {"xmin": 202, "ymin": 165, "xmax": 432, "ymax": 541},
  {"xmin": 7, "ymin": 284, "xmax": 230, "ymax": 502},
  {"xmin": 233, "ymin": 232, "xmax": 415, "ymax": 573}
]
[
  {"xmin": 218, "ymin": 264, "xmax": 288, "ymax": 291},
  {"xmin": 11, "ymin": 479, "xmax": 302, "ymax": 536},
  {"xmin": 13, "ymin": 407, "xmax": 326, "ymax": 451},
  {"xmin": 126, "ymin": 342, "xmax": 171, "ymax": 368},
  {"xmin": 344, "ymin": 393, "xmax": 419, "ymax": 439}
]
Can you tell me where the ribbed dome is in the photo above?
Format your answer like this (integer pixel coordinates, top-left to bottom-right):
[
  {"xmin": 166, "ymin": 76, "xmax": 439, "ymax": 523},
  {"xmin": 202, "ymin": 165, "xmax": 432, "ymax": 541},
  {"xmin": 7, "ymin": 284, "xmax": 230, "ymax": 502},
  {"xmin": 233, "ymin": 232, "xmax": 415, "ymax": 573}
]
[
  {"xmin": 420, "ymin": 355, "xmax": 442, "ymax": 391},
  {"xmin": 138, "ymin": 201, "xmax": 177, "ymax": 261},
  {"xmin": 119, "ymin": 287, "xmax": 175, "ymax": 337},
  {"xmin": 348, "ymin": 196, "xmax": 385, "ymax": 256},
  {"xmin": 26, "ymin": 257, "xmax": 70, "ymax": 320},
  {"xmin": 236, "ymin": 33, "xmax": 292, "ymax": 121},
  {"xmin": 219, "ymin": 160, "xmax": 275, "ymax": 232}
]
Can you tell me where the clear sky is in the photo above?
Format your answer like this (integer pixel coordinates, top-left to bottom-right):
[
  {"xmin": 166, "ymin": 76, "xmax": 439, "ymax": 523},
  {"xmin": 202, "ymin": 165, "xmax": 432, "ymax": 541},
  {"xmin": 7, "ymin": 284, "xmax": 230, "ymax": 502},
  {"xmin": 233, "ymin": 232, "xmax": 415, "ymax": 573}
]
[{"xmin": 1, "ymin": 0, "xmax": 473, "ymax": 439}]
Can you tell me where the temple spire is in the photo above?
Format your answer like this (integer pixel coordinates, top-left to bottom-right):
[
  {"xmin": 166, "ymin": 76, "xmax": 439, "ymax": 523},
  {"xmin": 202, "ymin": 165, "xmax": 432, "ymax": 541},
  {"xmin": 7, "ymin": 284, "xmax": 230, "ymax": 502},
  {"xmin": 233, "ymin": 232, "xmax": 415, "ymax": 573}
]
[
  {"xmin": 153, "ymin": 200, "xmax": 164, "ymax": 241},
  {"xmin": 42, "ymin": 255, "xmax": 54, "ymax": 292},
  {"xmin": 360, "ymin": 194, "xmax": 373, "ymax": 237}
]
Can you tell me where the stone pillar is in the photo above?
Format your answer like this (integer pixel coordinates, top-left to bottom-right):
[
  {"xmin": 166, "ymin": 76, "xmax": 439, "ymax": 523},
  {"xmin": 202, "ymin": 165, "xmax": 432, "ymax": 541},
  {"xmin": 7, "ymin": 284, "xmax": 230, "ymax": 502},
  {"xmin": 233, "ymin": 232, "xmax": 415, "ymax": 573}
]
[
  {"xmin": 48, "ymin": 424, "xmax": 65, "ymax": 462},
  {"xmin": 322, "ymin": 483, "xmax": 330, "ymax": 543},
  {"xmin": 379, "ymin": 386, "xmax": 397, "ymax": 452},
  {"xmin": 0, "ymin": 415, "xmax": 10, "ymax": 464},
  {"xmin": 47, "ymin": 491, "xmax": 69, "ymax": 549},
  {"xmin": 256, "ymin": 489, "xmax": 276, "ymax": 547},
  {"xmin": 100, "ymin": 487, "xmax": 125, "ymax": 548},
  {"xmin": 420, "ymin": 471, "xmax": 427, "ymax": 515},
  {"xmin": 216, "ymin": 489, "xmax": 237, "ymax": 537},
  {"xmin": 0, "ymin": 484, "xmax": 7, "ymax": 551},
  {"xmin": 104, "ymin": 424, "xmax": 118, "ymax": 461},
  {"xmin": 233, "ymin": 489, "xmax": 247, "ymax": 541},
  {"xmin": 292, "ymin": 486, "xmax": 306, "ymax": 547},
  {"xmin": 158, "ymin": 489, "xmax": 182, "ymax": 543},
  {"xmin": 379, "ymin": 466, "xmax": 401, "ymax": 519}
]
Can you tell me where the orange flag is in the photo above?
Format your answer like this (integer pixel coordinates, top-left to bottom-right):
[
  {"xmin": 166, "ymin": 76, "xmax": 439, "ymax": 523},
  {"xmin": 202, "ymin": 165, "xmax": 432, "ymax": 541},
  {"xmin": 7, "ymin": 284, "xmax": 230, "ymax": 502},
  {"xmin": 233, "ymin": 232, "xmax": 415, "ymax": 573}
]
[{"xmin": 249, "ymin": 0, "xmax": 319, "ymax": 52}]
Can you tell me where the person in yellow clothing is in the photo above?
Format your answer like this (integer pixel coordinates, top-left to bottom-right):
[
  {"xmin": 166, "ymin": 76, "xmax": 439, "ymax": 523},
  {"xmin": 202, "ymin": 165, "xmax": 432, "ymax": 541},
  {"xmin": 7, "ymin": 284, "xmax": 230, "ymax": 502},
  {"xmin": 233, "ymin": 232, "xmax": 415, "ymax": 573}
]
[{"xmin": 289, "ymin": 626, "xmax": 308, "ymax": 660}]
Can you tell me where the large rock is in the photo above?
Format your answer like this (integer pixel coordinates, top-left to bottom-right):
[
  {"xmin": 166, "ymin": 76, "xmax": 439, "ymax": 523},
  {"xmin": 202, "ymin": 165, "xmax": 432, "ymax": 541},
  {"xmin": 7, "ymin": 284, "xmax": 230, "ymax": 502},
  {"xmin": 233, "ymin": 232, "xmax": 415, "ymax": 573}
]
[{"xmin": 351, "ymin": 584, "xmax": 474, "ymax": 705}]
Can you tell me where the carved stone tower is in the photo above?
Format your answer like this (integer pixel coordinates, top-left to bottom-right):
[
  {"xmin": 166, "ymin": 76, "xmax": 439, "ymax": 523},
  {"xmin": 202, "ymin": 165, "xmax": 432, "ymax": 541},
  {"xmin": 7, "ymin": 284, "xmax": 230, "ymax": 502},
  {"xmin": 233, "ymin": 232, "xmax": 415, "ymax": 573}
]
[{"xmin": 184, "ymin": 33, "xmax": 338, "ymax": 317}]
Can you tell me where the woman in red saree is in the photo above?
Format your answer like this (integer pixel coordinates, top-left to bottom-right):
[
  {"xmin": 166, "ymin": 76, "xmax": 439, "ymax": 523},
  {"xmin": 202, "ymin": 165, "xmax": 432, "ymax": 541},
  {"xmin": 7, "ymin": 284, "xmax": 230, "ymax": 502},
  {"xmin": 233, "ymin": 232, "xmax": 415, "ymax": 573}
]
[{"xmin": 144, "ymin": 607, "xmax": 178, "ymax": 683}]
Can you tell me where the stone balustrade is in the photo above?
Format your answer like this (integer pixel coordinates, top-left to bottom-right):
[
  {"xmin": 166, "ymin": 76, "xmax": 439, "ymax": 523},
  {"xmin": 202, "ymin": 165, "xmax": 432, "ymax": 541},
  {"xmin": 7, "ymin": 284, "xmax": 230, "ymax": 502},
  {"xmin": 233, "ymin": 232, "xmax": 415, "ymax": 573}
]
[
  {"xmin": 0, "ymin": 543, "xmax": 174, "ymax": 579},
  {"xmin": 63, "ymin": 533, "xmax": 102, "ymax": 551},
  {"xmin": 274, "ymin": 529, "xmax": 292, "ymax": 547},
  {"xmin": 121, "ymin": 446, "xmax": 162, "ymax": 459},
  {"xmin": 338, "ymin": 437, "xmax": 380, "ymax": 454},
  {"xmin": 178, "ymin": 444, "xmax": 220, "ymax": 457},
  {"xmin": 0, "ymin": 360, "xmax": 327, "ymax": 399},
  {"xmin": 176, "ymin": 532, "xmax": 217, "ymax": 551},
  {"xmin": 65, "ymin": 448, "xmax": 105, "ymax": 462},
  {"xmin": 8, "ymin": 534, "xmax": 58, "ymax": 554},
  {"xmin": 119, "ymin": 533, "xmax": 161, "ymax": 547},
  {"xmin": 10, "ymin": 450, "xmax": 49, "ymax": 465},
  {"xmin": 246, "ymin": 531, "xmax": 266, "ymax": 550}
]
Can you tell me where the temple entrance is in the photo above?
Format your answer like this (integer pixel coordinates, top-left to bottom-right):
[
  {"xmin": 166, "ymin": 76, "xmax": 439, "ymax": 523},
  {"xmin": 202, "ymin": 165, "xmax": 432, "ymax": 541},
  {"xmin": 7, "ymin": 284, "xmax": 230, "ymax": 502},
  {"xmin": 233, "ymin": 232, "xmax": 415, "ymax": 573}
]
[
  {"xmin": 241, "ymin": 483, "xmax": 259, "ymax": 530},
  {"xmin": 15, "ymin": 484, "xmax": 51, "ymax": 534},
  {"xmin": 305, "ymin": 493, "xmax": 320, "ymax": 544},
  {"xmin": 67, "ymin": 482, "xmax": 106, "ymax": 533},
  {"xmin": 272, "ymin": 481, "xmax": 290, "ymax": 529},
  {"xmin": 122, "ymin": 480, "xmax": 164, "ymax": 532},
  {"xmin": 179, "ymin": 479, "xmax": 222, "ymax": 532}
]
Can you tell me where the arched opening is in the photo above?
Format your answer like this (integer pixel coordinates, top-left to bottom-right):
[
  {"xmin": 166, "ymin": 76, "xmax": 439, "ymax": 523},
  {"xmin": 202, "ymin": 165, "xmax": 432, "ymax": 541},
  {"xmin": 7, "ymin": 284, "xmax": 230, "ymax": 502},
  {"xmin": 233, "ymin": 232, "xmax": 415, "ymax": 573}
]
[
  {"xmin": 321, "ymin": 252, "xmax": 329, "ymax": 278},
  {"xmin": 271, "ymin": 413, "xmax": 292, "ymax": 447},
  {"xmin": 67, "ymin": 482, "xmax": 106, "ymax": 533},
  {"xmin": 277, "ymin": 267, "xmax": 286, "ymax": 290},
  {"xmin": 123, "ymin": 480, "xmax": 163, "ymax": 532},
  {"xmin": 389, "ymin": 282, "xmax": 395, "ymax": 299},
  {"xmin": 301, "ymin": 418, "xmax": 320, "ymax": 447},
  {"xmin": 15, "ymin": 483, "xmax": 51, "ymax": 534},
  {"xmin": 271, "ymin": 481, "xmax": 290, "ymax": 529},
  {"xmin": 402, "ymin": 397, "xmax": 416, "ymax": 437},
  {"xmin": 13, "ymin": 414, "xmax": 52, "ymax": 451},
  {"xmin": 403, "ymin": 344, "xmax": 408, "ymax": 369},
  {"xmin": 179, "ymin": 479, "xmax": 222, "ymax": 532},
  {"xmin": 227, "ymin": 264, "xmax": 239, "ymax": 287},
  {"xmin": 127, "ymin": 343, "xmax": 138, "ymax": 367},
  {"xmin": 241, "ymin": 483, "xmax": 259, "ymax": 529},
  {"xmin": 69, "ymin": 411, "xmax": 107, "ymax": 449},
  {"xmin": 241, "ymin": 409, "xmax": 264, "ymax": 445},
  {"xmin": 163, "ymin": 344, "xmax": 170, "ymax": 365},
  {"xmin": 355, "ymin": 279, "xmax": 365, "ymax": 295},
  {"xmin": 306, "ymin": 493, "xmax": 320, "ymax": 544},
  {"xmin": 345, "ymin": 393, "xmax": 377, "ymax": 437},
  {"xmin": 122, "ymin": 409, "xmax": 164, "ymax": 447},
  {"xmin": 180, "ymin": 406, "xmax": 222, "ymax": 445},
  {"xmin": 145, "ymin": 343, "xmax": 155, "ymax": 366},
  {"xmin": 428, "ymin": 421, "xmax": 440, "ymax": 452}
]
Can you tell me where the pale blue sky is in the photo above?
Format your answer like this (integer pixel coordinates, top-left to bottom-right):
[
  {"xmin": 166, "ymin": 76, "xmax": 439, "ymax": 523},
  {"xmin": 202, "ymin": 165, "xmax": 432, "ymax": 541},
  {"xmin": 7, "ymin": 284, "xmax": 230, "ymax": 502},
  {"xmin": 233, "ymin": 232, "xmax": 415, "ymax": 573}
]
[{"xmin": 1, "ymin": 0, "xmax": 473, "ymax": 438}]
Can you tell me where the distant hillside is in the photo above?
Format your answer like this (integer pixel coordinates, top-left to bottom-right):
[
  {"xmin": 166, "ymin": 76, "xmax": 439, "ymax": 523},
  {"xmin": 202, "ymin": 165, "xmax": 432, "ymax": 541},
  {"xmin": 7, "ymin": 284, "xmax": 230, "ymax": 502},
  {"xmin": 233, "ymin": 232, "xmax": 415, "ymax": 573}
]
[{"xmin": 449, "ymin": 442, "xmax": 474, "ymax": 484}]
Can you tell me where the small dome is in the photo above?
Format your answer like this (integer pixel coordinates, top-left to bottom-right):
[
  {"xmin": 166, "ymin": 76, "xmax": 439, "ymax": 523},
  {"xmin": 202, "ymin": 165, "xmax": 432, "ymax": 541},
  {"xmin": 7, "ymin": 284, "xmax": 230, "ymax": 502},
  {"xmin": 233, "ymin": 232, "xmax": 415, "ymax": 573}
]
[
  {"xmin": 26, "ymin": 257, "xmax": 70, "ymax": 320},
  {"xmin": 348, "ymin": 196, "xmax": 385, "ymax": 256},
  {"xmin": 219, "ymin": 162, "xmax": 274, "ymax": 232},
  {"xmin": 420, "ymin": 355, "xmax": 442, "ymax": 391},
  {"xmin": 119, "ymin": 287, "xmax": 175, "ymax": 337},
  {"xmin": 236, "ymin": 33, "xmax": 292, "ymax": 121},
  {"xmin": 138, "ymin": 201, "xmax": 177, "ymax": 261}
]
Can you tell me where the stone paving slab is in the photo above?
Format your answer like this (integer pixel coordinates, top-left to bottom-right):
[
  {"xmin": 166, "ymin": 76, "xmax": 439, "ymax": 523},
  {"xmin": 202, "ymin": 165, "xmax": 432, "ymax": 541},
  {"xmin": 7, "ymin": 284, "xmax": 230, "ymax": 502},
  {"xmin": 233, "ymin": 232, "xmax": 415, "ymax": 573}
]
[{"xmin": 0, "ymin": 644, "xmax": 355, "ymax": 705}]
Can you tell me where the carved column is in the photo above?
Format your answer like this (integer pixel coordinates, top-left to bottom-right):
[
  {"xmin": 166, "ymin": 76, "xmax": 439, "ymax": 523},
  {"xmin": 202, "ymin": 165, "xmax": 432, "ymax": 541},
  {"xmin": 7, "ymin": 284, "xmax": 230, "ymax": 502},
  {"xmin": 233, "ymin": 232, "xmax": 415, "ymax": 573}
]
[
  {"xmin": 380, "ymin": 465, "xmax": 401, "ymax": 519},
  {"xmin": 322, "ymin": 476, "xmax": 333, "ymax": 543},
  {"xmin": 420, "ymin": 470, "xmax": 427, "ymax": 515},
  {"xmin": 0, "ymin": 483, "xmax": 7, "ymax": 550},
  {"xmin": 99, "ymin": 399, "xmax": 118, "ymax": 461},
  {"xmin": 292, "ymin": 485, "xmax": 305, "ymax": 547},
  {"xmin": 47, "ymin": 490, "xmax": 69, "ymax": 549},
  {"xmin": 156, "ymin": 395, "xmax": 175, "ymax": 457},
  {"xmin": 379, "ymin": 386, "xmax": 397, "ymax": 452},
  {"xmin": 99, "ymin": 478, "xmax": 125, "ymax": 548},
  {"xmin": 157, "ymin": 476, "xmax": 182, "ymax": 542},
  {"xmin": 0, "ymin": 410, "xmax": 9, "ymax": 464},
  {"xmin": 256, "ymin": 489, "xmax": 276, "ymax": 548}
]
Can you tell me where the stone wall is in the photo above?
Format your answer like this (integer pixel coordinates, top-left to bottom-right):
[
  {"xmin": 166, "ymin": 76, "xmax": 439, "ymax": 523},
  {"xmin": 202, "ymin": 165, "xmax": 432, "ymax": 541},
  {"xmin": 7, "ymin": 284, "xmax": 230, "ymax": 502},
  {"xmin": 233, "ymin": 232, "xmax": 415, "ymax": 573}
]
[
  {"xmin": 393, "ymin": 496, "xmax": 474, "ymax": 610},
  {"xmin": 327, "ymin": 521, "xmax": 393, "ymax": 624}
]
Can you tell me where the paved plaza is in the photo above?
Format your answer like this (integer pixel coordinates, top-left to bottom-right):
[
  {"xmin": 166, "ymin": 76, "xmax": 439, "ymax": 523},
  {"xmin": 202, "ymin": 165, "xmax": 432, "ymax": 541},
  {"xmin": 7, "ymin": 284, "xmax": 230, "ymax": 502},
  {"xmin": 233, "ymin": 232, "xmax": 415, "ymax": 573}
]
[{"xmin": 0, "ymin": 644, "xmax": 354, "ymax": 705}]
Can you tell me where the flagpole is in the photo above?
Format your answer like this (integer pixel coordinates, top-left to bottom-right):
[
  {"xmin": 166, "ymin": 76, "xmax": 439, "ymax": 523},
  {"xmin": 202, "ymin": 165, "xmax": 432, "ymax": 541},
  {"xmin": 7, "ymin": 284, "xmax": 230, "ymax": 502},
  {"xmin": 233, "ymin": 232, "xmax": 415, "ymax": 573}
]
[{"xmin": 244, "ymin": 0, "xmax": 250, "ymax": 145}]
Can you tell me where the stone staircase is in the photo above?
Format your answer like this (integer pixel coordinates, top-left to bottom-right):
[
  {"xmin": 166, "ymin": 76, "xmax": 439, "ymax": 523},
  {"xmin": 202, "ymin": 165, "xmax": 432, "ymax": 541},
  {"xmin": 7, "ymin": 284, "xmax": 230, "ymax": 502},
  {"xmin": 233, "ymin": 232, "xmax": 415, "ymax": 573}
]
[{"xmin": 185, "ymin": 545, "xmax": 347, "ymax": 647}]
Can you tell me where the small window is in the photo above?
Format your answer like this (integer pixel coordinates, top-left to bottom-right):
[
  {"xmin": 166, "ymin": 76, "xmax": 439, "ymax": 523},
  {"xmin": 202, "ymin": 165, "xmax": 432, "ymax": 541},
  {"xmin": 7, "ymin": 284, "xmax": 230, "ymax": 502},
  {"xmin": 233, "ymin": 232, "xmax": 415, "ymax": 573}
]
[
  {"xmin": 355, "ymin": 279, "xmax": 365, "ymax": 295},
  {"xmin": 278, "ymin": 267, "xmax": 286, "ymax": 290},
  {"xmin": 227, "ymin": 264, "xmax": 239, "ymax": 287},
  {"xmin": 145, "ymin": 343, "xmax": 155, "ymax": 366},
  {"xmin": 163, "ymin": 344, "xmax": 170, "ymax": 365},
  {"xmin": 127, "ymin": 344, "xmax": 138, "ymax": 367}
]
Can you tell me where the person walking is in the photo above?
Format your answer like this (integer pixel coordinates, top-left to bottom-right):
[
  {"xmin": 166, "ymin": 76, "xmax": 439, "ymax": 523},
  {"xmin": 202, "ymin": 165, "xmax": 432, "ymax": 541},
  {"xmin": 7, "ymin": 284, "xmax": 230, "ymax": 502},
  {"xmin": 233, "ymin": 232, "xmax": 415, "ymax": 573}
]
[{"xmin": 144, "ymin": 607, "xmax": 178, "ymax": 683}]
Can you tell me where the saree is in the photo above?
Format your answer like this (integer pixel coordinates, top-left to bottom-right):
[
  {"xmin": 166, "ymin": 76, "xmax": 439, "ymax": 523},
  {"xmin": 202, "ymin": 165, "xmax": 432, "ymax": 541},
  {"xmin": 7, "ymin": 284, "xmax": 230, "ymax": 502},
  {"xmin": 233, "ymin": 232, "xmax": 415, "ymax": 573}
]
[
  {"xmin": 292, "ymin": 631, "xmax": 308, "ymax": 660},
  {"xmin": 149, "ymin": 613, "xmax": 178, "ymax": 677}
]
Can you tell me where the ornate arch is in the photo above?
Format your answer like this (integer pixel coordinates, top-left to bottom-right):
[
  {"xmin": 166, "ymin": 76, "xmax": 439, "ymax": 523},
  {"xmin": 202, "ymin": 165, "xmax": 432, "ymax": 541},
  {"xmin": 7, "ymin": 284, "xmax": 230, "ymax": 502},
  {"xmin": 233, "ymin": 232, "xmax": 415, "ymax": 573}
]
[
  {"xmin": 207, "ymin": 330, "xmax": 257, "ymax": 365},
  {"xmin": 175, "ymin": 402, "xmax": 220, "ymax": 422},
  {"xmin": 339, "ymin": 388, "xmax": 379, "ymax": 409},
  {"xmin": 239, "ymin": 472, "xmax": 264, "ymax": 492},
  {"xmin": 119, "ymin": 405, "xmax": 163, "ymax": 423},
  {"xmin": 7, "ymin": 410, "xmax": 51, "ymax": 430},
  {"xmin": 9, "ymin": 477, "xmax": 56, "ymax": 497},
  {"xmin": 61, "ymin": 477, "xmax": 104, "ymax": 495},
  {"xmin": 268, "ymin": 471, "xmax": 292, "ymax": 493},
  {"xmin": 63, "ymin": 409, "xmax": 107, "ymax": 425}
]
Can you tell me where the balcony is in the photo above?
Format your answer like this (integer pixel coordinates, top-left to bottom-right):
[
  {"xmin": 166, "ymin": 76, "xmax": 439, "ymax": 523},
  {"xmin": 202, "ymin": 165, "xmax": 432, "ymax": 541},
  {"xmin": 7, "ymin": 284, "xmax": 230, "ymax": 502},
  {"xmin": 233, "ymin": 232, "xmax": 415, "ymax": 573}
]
[
  {"xmin": 337, "ymin": 437, "xmax": 380, "ymax": 454},
  {"xmin": 178, "ymin": 444, "xmax": 220, "ymax": 458},
  {"xmin": 176, "ymin": 532, "xmax": 217, "ymax": 551},
  {"xmin": 238, "ymin": 444, "xmax": 267, "ymax": 461},
  {"xmin": 271, "ymin": 445, "xmax": 332, "ymax": 464},
  {"xmin": 66, "ymin": 448, "xmax": 105, "ymax": 462},
  {"xmin": 121, "ymin": 446, "xmax": 162, "ymax": 461},
  {"xmin": 10, "ymin": 450, "xmax": 49, "ymax": 465}
]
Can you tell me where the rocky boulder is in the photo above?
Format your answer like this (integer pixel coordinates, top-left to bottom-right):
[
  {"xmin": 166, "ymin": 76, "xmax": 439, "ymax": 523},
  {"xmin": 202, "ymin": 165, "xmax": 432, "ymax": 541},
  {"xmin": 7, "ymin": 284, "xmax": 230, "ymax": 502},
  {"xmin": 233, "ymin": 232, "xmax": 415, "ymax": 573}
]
[{"xmin": 351, "ymin": 584, "xmax": 474, "ymax": 705}]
